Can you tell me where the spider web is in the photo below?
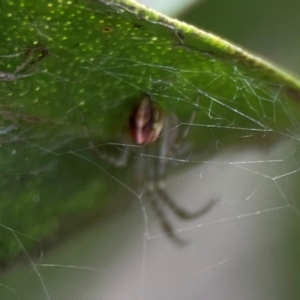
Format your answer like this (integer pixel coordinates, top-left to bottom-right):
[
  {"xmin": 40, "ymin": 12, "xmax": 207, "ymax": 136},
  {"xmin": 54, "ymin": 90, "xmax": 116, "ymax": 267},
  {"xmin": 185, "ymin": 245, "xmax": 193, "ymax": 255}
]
[{"xmin": 0, "ymin": 1, "xmax": 300, "ymax": 300}]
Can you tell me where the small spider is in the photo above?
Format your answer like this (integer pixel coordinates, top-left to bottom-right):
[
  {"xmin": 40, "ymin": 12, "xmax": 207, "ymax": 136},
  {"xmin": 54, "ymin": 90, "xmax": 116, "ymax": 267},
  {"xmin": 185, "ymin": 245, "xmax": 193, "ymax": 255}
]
[
  {"xmin": 0, "ymin": 44, "xmax": 48, "ymax": 81},
  {"xmin": 83, "ymin": 94, "xmax": 215, "ymax": 245}
]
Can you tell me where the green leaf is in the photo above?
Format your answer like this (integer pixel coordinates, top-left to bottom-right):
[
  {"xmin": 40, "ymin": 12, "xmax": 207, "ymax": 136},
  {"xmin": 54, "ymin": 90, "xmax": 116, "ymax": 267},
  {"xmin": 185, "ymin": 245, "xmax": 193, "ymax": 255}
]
[{"xmin": 0, "ymin": 0, "xmax": 300, "ymax": 285}]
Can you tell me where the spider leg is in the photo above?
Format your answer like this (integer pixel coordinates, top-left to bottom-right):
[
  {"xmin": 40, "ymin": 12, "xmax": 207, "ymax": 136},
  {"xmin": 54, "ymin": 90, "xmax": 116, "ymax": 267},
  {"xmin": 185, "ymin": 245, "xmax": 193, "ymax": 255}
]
[
  {"xmin": 80, "ymin": 110, "xmax": 129, "ymax": 168},
  {"xmin": 165, "ymin": 94, "xmax": 200, "ymax": 159},
  {"xmin": 156, "ymin": 95, "xmax": 200, "ymax": 180},
  {"xmin": 148, "ymin": 190, "xmax": 188, "ymax": 246},
  {"xmin": 157, "ymin": 187, "xmax": 217, "ymax": 220}
]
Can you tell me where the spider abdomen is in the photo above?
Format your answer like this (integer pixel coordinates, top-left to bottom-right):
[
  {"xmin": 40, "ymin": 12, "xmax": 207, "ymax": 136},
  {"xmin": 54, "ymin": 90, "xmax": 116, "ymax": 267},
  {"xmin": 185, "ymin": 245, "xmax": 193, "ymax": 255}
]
[{"xmin": 129, "ymin": 94, "xmax": 163, "ymax": 145}]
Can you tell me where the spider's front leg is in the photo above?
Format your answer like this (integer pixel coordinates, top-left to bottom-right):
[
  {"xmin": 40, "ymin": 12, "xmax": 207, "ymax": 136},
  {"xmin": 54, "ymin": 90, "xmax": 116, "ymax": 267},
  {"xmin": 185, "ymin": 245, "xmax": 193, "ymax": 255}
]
[
  {"xmin": 148, "ymin": 179, "xmax": 216, "ymax": 245},
  {"xmin": 157, "ymin": 185, "xmax": 217, "ymax": 220},
  {"xmin": 146, "ymin": 187, "xmax": 189, "ymax": 246}
]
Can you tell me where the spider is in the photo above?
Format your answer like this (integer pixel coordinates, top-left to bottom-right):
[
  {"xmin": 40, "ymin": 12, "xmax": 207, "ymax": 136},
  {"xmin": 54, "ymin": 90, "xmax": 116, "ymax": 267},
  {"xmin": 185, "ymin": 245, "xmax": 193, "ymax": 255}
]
[
  {"xmin": 82, "ymin": 94, "xmax": 215, "ymax": 245},
  {"xmin": 0, "ymin": 44, "xmax": 48, "ymax": 81}
]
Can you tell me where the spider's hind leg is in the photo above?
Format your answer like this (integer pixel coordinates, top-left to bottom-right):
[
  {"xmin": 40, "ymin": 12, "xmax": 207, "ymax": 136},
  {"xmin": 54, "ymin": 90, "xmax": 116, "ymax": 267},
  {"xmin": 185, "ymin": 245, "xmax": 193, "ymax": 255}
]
[{"xmin": 80, "ymin": 109, "xmax": 130, "ymax": 168}]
